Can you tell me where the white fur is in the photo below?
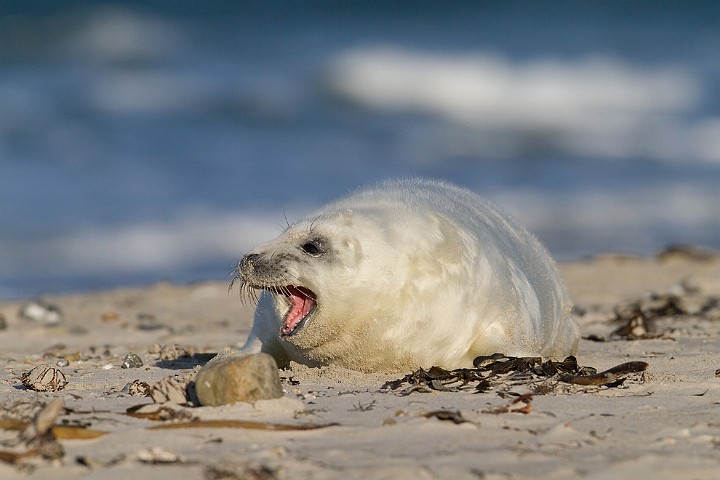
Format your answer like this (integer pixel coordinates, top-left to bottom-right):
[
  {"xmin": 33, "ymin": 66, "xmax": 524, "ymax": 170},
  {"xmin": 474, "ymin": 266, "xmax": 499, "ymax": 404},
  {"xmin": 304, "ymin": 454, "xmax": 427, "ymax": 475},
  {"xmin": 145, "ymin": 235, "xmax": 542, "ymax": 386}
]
[{"xmin": 240, "ymin": 178, "xmax": 579, "ymax": 372}]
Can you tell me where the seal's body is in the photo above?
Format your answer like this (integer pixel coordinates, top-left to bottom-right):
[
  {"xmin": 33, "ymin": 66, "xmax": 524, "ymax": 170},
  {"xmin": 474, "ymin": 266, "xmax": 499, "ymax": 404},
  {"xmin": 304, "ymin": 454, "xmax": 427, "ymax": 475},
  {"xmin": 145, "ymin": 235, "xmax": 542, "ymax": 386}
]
[{"xmin": 237, "ymin": 179, "xmax": 579, "ymax": 372}]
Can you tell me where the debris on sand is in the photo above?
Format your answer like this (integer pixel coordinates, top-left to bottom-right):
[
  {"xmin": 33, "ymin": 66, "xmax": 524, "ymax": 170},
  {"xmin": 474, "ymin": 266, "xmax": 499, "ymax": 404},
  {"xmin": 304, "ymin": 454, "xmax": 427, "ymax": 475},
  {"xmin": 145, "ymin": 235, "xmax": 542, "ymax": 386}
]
[{"xmin": 383, "ymin": 355, "xmax": 649, "ymax": 396}]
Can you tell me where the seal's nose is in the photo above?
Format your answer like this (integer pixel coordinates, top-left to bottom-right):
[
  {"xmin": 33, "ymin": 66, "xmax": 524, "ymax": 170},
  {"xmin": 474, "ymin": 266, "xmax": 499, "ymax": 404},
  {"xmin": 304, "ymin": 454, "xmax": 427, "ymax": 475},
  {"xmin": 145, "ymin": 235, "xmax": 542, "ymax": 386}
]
[{"xmin": 240, "ymin": 253, "xmax": 259, "ymax": 276}]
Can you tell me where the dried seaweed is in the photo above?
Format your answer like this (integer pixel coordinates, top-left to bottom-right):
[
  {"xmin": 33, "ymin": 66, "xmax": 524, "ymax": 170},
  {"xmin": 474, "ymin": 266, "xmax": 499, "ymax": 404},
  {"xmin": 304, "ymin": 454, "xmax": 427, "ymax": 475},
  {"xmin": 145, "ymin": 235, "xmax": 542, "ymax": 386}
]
[
  {"xmin": 382, "ymin": 355, "xmax": 648, "ymax": 396},
  {"xmin": 0, "ymin": 420, "xmax": 105, "ymax": 440},
  {"xmin": 125, "ymin": 403, "xmax": 336, "ymax": 430},
  {"xmin": 125, "ymin": 403, "xmax": 196, "ymax": 422},
  {"xmin": 423, "ymin": 410, "xmax": 467, "ymax": 424},
  {"xmin": 558, "ymin": 361, "xmax": 648, "ymax": 386},
  {"xmin": 148, "ymin": 420, "xmax": 338, "ymax": 431}
]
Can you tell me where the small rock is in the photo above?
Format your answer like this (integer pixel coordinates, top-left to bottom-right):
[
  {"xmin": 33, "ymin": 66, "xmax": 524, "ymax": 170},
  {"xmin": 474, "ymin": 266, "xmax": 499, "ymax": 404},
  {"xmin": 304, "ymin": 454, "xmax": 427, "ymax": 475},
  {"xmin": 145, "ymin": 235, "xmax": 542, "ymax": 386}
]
[
  {"xmin": 121, "ymin": 353, "xmax": 144, "ymax": 369},
  {"xmin": 206, "ymin": 461, "xmax": 283, "ymax": 480},
  {"xmin": 195, "ymin": 353, "xmax": 283, "ymax": 406},
  {"xmin": 19, "ymin": 301, "xmax": 63, "ymax": 325},
  {"xmin": 136, "ymin": 447, "xmax": 184, "ymax": 464},
  {"xmin": 56, "ymin": 359, "xmax": 69, "ymax": 367},
  {"xmin": 21, "ymin": 364, "xmax": 68, "ymax": 392},
  {"xmin": 150, "ymin": 343, "xmax": 194, "ymax": 360},
  {"xmin": 127, "ymin": 380, "xmax": 151, "ymax": 397}
]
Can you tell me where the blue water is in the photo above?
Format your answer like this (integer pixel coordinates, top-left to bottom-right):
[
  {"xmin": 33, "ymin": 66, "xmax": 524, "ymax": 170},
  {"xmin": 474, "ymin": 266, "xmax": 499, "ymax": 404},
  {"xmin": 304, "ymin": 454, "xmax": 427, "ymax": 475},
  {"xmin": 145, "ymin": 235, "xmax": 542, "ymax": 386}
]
[{"xmin": 2, "ymin": 1, "xmax": 720, "ymax": 299}]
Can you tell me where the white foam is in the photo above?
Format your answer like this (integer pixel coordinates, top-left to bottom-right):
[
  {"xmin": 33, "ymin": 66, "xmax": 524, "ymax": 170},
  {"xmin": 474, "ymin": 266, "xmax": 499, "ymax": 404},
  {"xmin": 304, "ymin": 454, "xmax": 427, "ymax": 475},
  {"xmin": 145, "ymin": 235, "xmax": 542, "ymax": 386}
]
[
  {"xmin": 89, "ymin": 71, "xmax": 209, "ymax": 114},
  {"xmin": 62, "ymin": 6, "xmax": 184, "ymax": 61},
  {"xmin": 492, "ymin": 183, "xmax": 720, "ymax": 257},
  {"xmin": 328, "ymin": 48, "xmax": 713, "ymax": 162}
]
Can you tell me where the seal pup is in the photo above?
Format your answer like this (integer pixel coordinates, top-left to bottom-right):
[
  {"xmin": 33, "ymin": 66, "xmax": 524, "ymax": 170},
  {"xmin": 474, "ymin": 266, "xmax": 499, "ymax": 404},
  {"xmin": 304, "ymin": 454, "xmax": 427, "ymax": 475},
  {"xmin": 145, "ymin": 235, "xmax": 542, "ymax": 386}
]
[{"xmin": 235, "ymin": 178, "xmax": 579, "ymax": 372}]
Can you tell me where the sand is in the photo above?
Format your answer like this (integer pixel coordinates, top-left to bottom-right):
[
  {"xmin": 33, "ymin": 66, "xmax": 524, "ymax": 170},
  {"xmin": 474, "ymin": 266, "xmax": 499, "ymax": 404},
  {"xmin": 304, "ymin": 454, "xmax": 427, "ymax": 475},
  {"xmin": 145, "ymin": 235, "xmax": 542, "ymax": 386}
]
[{"xmin": 1, "ymin": 250, "xmax": 720, "ymax": 479}]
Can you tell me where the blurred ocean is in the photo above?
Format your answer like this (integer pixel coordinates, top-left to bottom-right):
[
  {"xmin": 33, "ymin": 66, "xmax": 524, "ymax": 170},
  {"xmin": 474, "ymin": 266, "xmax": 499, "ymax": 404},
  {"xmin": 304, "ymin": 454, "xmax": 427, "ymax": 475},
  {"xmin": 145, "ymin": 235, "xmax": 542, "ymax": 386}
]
[{"xmin": 2, "ymin": 1, "xmax": 720, "ymax": 299}]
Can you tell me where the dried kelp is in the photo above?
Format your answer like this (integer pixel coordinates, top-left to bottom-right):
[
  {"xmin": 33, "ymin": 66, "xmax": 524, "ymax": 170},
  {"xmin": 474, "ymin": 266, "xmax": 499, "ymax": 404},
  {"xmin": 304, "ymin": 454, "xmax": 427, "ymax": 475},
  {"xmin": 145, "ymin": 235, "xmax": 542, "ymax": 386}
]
[
  {"xmin": 382, "ymin": 355, "xmax": 648, "ymax": 396},
  {"xmin": 125, "ymin": 403, "xmax": 196, "ymax": 422},
  {"xmin": 148, "ymin": 420, "xmax": 338, "ymax": 431},
  {"xmin": 0, "ymin": 419, "xmax": 105, "ymax": 440},
  {"xmin": 558, "ymin": 361, "xmax": 648, "ymax": 386},
  {"xmin": 423, "ymin": 410, "xmax": 468, "ymax": 424}
]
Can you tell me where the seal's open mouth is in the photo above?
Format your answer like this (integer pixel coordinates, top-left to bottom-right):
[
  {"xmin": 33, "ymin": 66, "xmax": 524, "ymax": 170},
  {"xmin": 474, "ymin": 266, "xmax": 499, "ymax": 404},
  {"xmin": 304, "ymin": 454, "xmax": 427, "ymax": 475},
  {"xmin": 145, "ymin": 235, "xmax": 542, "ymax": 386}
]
[{"xmin": 279, "ymin": 286, "xmax": 317, "ymax": 337}]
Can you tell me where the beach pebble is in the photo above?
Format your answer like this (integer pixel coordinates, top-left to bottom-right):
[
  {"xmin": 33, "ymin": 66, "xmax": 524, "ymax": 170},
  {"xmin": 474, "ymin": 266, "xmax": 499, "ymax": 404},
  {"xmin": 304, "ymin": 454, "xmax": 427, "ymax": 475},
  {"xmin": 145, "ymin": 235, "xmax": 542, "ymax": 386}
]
[
  {"xmin": 121, "ymin": 353, "xmax": 144, "ymax": 369},
  {"xmin": 136, "ymin": 447, "xmax": 184, "ymax": 464},
  {"xmin": 195, "ymin": 353, "xmax": 283, "ymax": 406},
  {"xmin": 206, "ymin": 461, "xmax": 283, "ymax": 480},
  {"xmin": 150, "ymin": 343, "xmax": 193, "ymax": 360},
  {"xmin": 19, "ymin": 301, "xmax": 63, "ymax": 325},
  {"xmin": 21, "ymin": 364, "xmax": 68, "ymax": 392}
]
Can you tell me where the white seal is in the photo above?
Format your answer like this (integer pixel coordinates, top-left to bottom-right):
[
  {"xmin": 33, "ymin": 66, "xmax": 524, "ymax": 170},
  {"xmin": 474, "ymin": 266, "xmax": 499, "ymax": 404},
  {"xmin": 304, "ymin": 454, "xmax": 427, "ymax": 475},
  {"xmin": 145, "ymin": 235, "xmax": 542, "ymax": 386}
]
[{"xmin": 236, "ymin": 178, "xmax": 579, "ymax": 372}]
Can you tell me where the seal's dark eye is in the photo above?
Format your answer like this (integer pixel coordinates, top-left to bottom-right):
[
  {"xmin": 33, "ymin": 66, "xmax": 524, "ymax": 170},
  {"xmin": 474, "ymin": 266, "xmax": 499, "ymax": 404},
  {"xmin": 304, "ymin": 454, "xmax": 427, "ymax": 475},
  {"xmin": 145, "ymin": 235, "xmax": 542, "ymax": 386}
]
[{"xmin": 301, "ymin": 241, "xmax": 322, "ymax": 256}]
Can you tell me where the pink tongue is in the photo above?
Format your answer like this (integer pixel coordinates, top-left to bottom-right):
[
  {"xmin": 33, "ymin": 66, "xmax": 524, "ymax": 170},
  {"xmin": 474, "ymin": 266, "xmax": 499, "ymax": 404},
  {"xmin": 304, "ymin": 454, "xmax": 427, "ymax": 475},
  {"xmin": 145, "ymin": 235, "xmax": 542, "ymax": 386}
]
[{"xmin": 281, "ymin": 286, "xmax": 316, "ymax": 335}]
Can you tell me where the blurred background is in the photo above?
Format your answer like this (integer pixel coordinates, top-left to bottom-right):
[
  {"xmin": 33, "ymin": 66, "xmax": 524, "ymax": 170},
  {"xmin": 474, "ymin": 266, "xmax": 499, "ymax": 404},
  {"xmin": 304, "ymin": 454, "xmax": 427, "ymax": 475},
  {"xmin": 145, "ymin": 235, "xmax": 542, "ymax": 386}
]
[{"xmin": 2, "ymin": 1, "xmax": 720, "ymax": 299}]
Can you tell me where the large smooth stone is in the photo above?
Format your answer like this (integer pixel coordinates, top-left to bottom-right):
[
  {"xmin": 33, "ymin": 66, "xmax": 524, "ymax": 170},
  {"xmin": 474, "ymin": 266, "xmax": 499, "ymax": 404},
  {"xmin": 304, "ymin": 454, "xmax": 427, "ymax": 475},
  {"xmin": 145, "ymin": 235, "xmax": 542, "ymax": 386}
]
[{"xmin": 195, "ymin": 353, "xmax": 283, "ymax": 406}]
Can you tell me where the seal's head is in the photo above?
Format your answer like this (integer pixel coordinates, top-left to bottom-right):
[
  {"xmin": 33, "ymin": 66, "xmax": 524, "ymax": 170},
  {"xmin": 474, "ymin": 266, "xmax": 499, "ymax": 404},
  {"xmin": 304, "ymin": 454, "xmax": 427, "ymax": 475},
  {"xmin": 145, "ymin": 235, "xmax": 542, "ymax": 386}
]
[{"xmin": 234, "ymin": 207, "xmax": 400, "ymax": 358}]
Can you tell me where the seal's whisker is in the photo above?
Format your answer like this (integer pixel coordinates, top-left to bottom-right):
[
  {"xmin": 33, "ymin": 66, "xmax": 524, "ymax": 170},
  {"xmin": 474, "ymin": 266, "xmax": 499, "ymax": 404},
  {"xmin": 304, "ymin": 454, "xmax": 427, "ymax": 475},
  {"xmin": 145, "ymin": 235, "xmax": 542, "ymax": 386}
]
[
  {"xmin": 282, "ymin": 210, "xmax": 292, "ymax": 232},
  {"xmin": 235, "ymin": 280, "xmax": 261, "ymax": 306},
  {"xmin": 227, "ymin": 260, "xmax": 244, "ymax": 294},
  {"xmin": 308, "ymin": 215, "xmax": 322, "ymax": 235}
]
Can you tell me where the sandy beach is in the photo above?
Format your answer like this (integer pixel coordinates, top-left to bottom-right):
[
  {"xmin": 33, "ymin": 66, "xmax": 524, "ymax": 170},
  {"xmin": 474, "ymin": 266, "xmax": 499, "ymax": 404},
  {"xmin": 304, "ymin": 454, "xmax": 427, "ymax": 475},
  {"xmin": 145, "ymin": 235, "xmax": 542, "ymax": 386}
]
[{"xmin": 1, "ymin": 249, "xmax": 720, "ymax": 479}]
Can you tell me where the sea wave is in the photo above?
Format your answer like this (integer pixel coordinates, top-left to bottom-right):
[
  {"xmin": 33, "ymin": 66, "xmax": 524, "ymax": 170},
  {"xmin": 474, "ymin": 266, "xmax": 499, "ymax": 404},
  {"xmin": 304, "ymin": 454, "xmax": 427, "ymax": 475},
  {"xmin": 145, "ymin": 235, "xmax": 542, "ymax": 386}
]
[
  {"xmin": 328, "ymin": 48, "xmax": 719, "ymax": 162},
  {"xmin": 2, "ymin": 182, "xmax": 718, "ymax": 297},
  {"xmin": 0, "ymin": 209, "xmax": 297, "ymax": 278},
  {"xmin": 61, "ymin": 6, "xmax": 185, "ymax": 62}
]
